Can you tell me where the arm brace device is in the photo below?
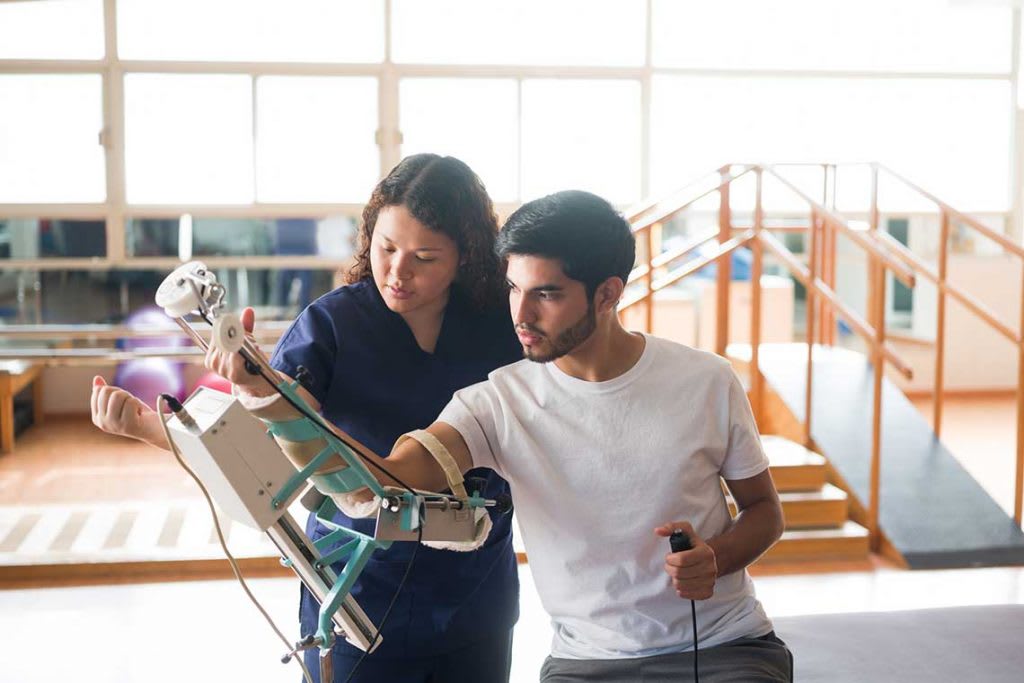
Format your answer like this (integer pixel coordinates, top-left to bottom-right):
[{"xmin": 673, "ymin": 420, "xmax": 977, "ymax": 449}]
[{"xmin": 237, "ymin": 391, "xmax": 492, "ymax": 551}]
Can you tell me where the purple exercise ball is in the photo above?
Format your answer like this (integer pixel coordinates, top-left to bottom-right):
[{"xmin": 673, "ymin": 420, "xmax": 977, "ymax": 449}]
[{"xmin": 113, "ymin": 358, "xmax": 186, "ymax": 410}]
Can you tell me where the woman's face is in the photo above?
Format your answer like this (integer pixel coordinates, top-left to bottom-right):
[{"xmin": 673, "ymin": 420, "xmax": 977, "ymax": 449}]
[{"xmin": 370, "ymin": 204, "xmax": 460, "ymax": 316}]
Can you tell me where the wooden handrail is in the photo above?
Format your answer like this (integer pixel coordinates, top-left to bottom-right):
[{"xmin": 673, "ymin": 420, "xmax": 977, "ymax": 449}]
[
  {"xmin": 761, "ymin": 165, "xmax": 917, "ymax": 288},
  {"xmin": 626, "ymin": 231, "xmax": 720, "ymax": 285},
  {"xmin": 629, "ymin": 166, "xmax": 755, "ymax": 234},
  {"xmin": 758, "ymin": 230, "xmax": 913, "ymax": 379},
  {"xmin": 869, "ymin": 230, "xmax": 1021, "ymax": 346},
  {"xmin": 619, "ymin": 231, "xmax": 754, "ymax": 310},
  {"xmin": 0, "ymin": 347, "xmax": 207, "ymax": 366},
  {"xmin": 873, "ymin": 163, "xmax": 1024, "ymax": 260},
  {"xmin": 0, "ymin": 321, "xmax": 291, "ymax": 342},
  {"xmin": 624, "ymin": 168, "xmax": 723, "ymax": 221}
]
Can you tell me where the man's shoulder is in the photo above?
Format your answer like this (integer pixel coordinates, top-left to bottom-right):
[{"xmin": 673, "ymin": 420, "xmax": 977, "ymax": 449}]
[
  {"xmin": 647, "ymin": 334, "xmax": 731, "ymax": 376},
  {"xmin": 486, "ymin": 357, "xmax": 541, "ymax": 386}
]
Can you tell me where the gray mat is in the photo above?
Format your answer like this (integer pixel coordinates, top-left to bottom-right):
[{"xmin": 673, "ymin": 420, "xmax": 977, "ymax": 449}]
[{"xmin": 774, "ymin": 605, "xmax": 1024, "ymax": 682}]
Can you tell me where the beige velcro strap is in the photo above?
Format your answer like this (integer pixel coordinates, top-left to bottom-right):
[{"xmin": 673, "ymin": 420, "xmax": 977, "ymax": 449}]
[{"xmin": 396, "ymin": 429, "xmax": 467, "ymax": 499}]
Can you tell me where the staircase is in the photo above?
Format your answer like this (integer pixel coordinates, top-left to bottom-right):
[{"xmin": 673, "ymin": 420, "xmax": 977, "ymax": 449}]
[{"xmin": 749, "ymin": 435, "xmax": 870, "ymax": 564}]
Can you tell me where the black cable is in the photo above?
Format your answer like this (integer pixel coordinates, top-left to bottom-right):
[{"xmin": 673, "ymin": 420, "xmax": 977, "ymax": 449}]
[
  {"xmin": 689, "ymin": 599, "xmax": 699, "ymax": 683},
  {"xmin": 203, "ymin": 326, "xmax": 424, "ymax": 682},
  {"xmin": 669, "ymin": 530, "xmax": 699, "ymax": 683},
  {"xmin": 341, "ymin": 500, "xmax": 424, "ymax": 683}
]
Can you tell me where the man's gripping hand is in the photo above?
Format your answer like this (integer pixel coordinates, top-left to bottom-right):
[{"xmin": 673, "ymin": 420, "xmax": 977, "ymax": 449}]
[
  {"xmin": 204, "ymin": 307, "xmax": 276, "ymax": 398},
  {"xmin": 656, "ymin": 521, "xmax": 718, "ymax": 600}
]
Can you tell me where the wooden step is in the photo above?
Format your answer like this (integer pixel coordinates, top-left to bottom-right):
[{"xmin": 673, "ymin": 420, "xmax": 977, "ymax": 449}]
[
  {"xmin": 762, "ymin": 435, "xmax": 827, "ymax": 492},
  {"xmin": 730, "ymin": 483, "xmax": 848, "ymax": 530},
  {"xmin": 759, "ymin": 521, "xmax": 870, "ymax": 563}
]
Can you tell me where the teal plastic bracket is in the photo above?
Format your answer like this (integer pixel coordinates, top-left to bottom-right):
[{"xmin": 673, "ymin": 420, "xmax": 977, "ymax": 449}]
[{"xmin": 267, "ymin": 379, "xmax": 387, "ymax": 508}]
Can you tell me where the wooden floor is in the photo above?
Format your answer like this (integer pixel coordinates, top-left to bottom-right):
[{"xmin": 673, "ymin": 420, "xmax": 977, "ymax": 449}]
[
  {"xmin": 2, "ymin": 562, "xmax": 1023, "ymax": 682},
  {"xmin": 0, "ymin": 402, "xmax": 1022, "ymax": 681},
  {"xmin": 0, "ymin": 394, "xmax": 1019, "ymax": 581}
]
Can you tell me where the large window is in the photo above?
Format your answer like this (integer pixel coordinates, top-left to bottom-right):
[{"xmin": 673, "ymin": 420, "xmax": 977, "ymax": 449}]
[
  {"xmin": 125, "ymin": 74, "xmax": 254, "ymax": 204},
  {"xmin": 651, "ymin": 76, "xmax": 1013, "ymax": 211},
  {"xmin": 0, "ymin": 75, "xmax": 106, "ymax": 203},
  {"xmin": 0, "ymin": 0, "xmax": 1020, "ymax": 329},
  {"xmin": 256, "ymin": 77, "xmax": 379, "ymax": 203},
  {"xmin": 400, "ymin": 78, "xmax": 520, "ymax": 202},
  {"xmin": 521, "ymin": 79, "xmax": 641, "ymax": 203},
  {"xmin": 117, "ymin": 0, "xmax": 384, "ymax": 63},
  {"xmin": 391, "ymin": 0, "xmax": 645, "ymax": 66},
  {"xmin": 652, "ymin": 0, "xmax": 1013, "ymax": 74},
  {"xmin": 0, "ymin": 0, "xmax": 104, "ymax": 60}
]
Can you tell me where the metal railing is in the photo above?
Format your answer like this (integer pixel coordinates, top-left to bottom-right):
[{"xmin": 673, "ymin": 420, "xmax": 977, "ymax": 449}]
[{"xmin": 620, "ymin": 161, "xmax": 1024, "ymax": 548}]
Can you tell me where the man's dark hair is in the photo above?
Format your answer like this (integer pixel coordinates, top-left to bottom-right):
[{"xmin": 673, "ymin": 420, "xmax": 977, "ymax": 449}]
[{"xmin": 496, "ymin": 190, "xmax": 636, "ymax": 297}]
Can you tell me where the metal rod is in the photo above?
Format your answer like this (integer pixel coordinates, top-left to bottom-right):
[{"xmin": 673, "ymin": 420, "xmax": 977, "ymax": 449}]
[
  {"xmin": 751, "ymin": 169, "xmax": 764, "ymax": 425},
  {"xmin": 804, "ymin": 213, "xmax": 818, "ymax": 447},
  {"xmin": 1017, "ymin": 260, "xmax": 1024, "ymax": 526},
  {"xmin": 266, "ymin": 514, "xmax": 379, "ymax": 652},
  {"xmin": 716, "ymin": 166, "xmax": 733, "ymax": 358},
  {"xmin": 934, "ymin": 212, "xmax": 950, "ymax": 437},
  {"xmin": 870, "ymin": 230, "xmax": 1021, "ymax": 345},
  {"xmin": 757, "ymin": 231, "xmax": 914, "ymax": 379},
  {"xmin": 645, "ymin": 223, "xmax": 655, "ymax": 333},
  {"xmin": 869, "ymin": 256, "xmax": 887, "ymax": 552}
]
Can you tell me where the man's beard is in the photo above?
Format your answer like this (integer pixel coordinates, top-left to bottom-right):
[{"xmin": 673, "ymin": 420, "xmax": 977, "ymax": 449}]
[{"xmin": 520, "ymin": 302, "xmax": 596, "ymax": 363}]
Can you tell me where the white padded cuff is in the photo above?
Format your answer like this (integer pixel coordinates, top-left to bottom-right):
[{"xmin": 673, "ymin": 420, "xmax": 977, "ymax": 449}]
[
  {"xmin": 395, "ymin": 429, "xmax": 467, "ymax": 499},
  {"xmin": 422, "ymin": 507, "xmax": 492, "ymax": 552},
  {"xmin": 232, "ymin": 384, "xmax": 285, "ymax": 411},
  {"xmin": 330, "ymin": 488, "xmax": 379, "ymax": 519}
]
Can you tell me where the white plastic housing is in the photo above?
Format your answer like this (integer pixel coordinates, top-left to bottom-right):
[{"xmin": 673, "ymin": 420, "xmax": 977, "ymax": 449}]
[
  {"xmin": 166, "ymin": 386, "xmax": 304, "ymax": 530},
  {"xmin": 156, "ymin": 260, "xmax": 210, "ymax": 317}
]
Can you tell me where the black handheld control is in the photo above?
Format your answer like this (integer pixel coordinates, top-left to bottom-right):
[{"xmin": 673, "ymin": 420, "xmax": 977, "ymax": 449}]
[
  {"xmin": 669, "ymin": 528, "xmax": 700, "ymax": 682},
  {"xmin": 669, "ymin": 529, "xmax": 693, "ymax": 553}
]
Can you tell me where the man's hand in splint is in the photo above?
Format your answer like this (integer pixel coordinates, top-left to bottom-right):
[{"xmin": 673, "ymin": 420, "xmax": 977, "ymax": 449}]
[
  {"xmin": 656, "ymin": 521, "xmax": 718, "ymax": 600},
  {"xmin": 204, "ymin": 307, "xmax": 276, "ymax": 398}
]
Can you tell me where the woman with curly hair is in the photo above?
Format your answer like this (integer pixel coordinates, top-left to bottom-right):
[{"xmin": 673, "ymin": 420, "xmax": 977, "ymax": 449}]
[{"xmin": 91, "ymin": 154, "xmax": 521, "ymax": 682}]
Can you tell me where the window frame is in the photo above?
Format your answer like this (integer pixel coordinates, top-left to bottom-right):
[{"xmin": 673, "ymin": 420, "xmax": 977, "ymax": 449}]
[{"xmin": 0, "ymin": 0, "xmax": 1020, "ymax": 273}]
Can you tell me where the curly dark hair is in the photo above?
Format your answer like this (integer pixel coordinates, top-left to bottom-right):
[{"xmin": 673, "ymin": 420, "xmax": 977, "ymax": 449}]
[{"xmin": 346, "ymin": 154, "xmax": 505, "ymax": 311}]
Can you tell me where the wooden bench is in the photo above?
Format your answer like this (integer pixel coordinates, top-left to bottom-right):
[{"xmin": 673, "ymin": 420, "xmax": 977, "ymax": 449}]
[{"xmin": 0, "ymin": 361, "xmax": 44, "ymax": 453}]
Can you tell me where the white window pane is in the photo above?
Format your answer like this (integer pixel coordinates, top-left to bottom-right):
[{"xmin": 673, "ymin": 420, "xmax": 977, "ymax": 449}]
[
  {"xmin": 0, "ymin": 75, "xmax": 105, "ymax": 203},
  {"xmin": 651, "ymin": 77, "xmax": 1010, "ymax": 212},
  {"xmin": 125, "ymin": 74, "xmax": 253, "ymax": 204},
  {"xmin": 400, "ymin": 79, "xmax": 518, "ymax": 202},
  {"xmin": 256, "ymin": 77, "xmax": 379, "ymax": 203},
  {"xmin": 522, "ymin": 80, "xmax": 641, "ymax": 204},
  {"xmin": 0, "ymin": 0, "xmax": 104, "ymax": 60},
  {"xmin": 653, "ymin": 0, "xmax": 1011, "ymax": 73},
  {"xmin": 393, "ymin": 0, "xmax": 644, "ymax": 66},
  {"xmin": 118, "ymin": 0, "xmax": 383, "ymax": 62}
]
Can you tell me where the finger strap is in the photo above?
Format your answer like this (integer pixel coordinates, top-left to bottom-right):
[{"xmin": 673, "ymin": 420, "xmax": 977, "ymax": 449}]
[{"xmin": 395, "ymin": 429, "xmax": 467, "ymax": 499}]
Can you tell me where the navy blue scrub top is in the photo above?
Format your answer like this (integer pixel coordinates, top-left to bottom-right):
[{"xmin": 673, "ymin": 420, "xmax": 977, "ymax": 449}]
[{"xmin": 270, "ymin": 279, "xmax": 522, "ymax": 659}]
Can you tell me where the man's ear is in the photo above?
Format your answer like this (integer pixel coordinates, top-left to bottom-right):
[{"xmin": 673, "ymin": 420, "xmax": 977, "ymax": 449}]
[{"xmin": 593, "ymin": 276, "xmax": 625, "ymax": 314}]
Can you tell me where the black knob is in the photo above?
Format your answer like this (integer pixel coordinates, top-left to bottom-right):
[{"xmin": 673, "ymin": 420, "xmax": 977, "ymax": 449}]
[
  {"xmin": 493, "ymin": 493, "xmax": 514, "ymax": 515},
  {"xmin": 669, "ymin": 530, "xmax": 693, "ymax": 553}
]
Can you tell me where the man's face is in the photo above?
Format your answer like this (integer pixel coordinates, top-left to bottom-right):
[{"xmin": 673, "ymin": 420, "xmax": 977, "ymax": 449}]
[{"xmin": 506, "ymin": 254, "xmax": 596, "ymax": 363}]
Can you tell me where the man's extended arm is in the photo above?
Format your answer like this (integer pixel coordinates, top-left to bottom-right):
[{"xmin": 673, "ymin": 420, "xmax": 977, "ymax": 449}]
[{"xmin": 373, "ymin": 422, "xmax": 475, "ymax": 492}]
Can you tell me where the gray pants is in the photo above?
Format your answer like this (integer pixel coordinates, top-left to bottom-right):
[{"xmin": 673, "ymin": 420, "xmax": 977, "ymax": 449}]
[{"xmin": 540, "ymin": 632, "xmax": 793, "ymax": 683}]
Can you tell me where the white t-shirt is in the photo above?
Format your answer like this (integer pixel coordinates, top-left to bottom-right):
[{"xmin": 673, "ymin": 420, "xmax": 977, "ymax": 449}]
[{"xmin": 438, "ymin": 334, "xmax": 774, "ymax": 659}]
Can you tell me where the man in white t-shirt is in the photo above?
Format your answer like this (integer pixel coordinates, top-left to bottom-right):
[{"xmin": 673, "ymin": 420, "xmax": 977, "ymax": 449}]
[{"xmin": 380, "ymin": 190, "xmax": 792, "ymax": 681}]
